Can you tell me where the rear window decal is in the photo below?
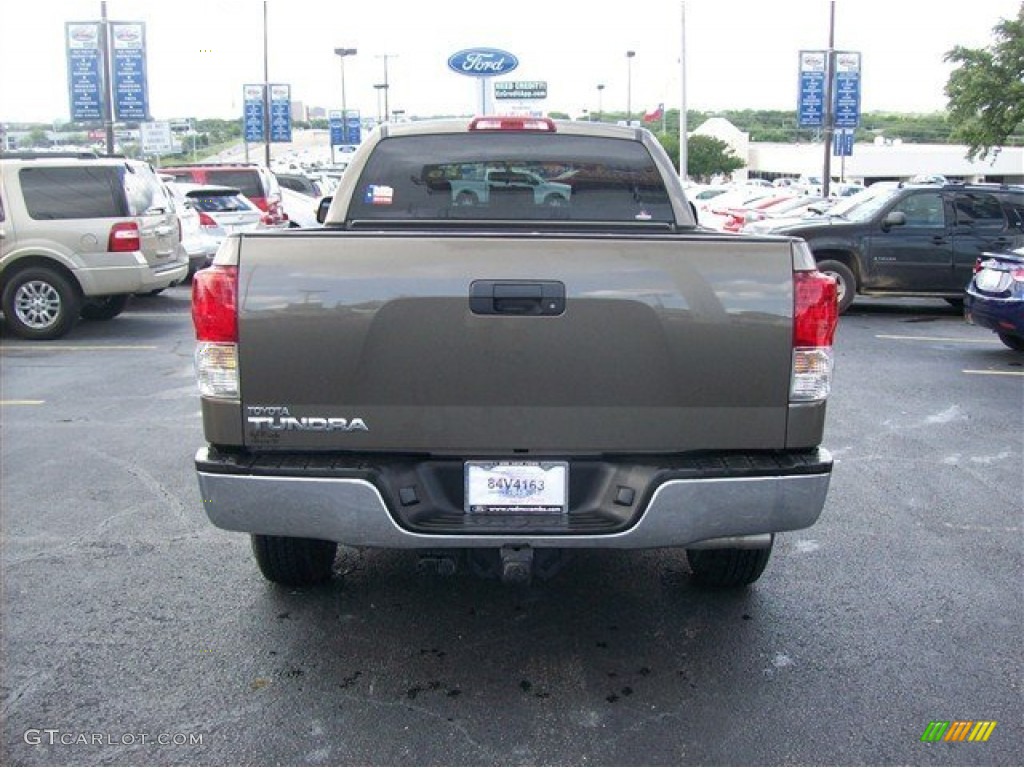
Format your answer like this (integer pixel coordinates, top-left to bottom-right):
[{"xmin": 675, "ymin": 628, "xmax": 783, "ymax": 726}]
[{"xmin": 364, "ymin": 185, "xmax": 394, "ymax": 205}]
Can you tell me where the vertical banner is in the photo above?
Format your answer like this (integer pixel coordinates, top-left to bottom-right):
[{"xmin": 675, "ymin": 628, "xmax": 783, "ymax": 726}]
[
  {"xmin": 269, "ymin": 84, "xmax": 292, "ymax": 143},
  {"xmin": 832, "ymin": 128, "xmax": 854, "ymax": 157},
  {"xmin": 833, "ymin": 51, "xmax": 862, "ymax": 129},
  {"xmin": 344, "ymin": 112, "xmax": 362, "ymax": 145},
  {"xmin": 110, "ymin": 22, "xmax": 149, "ymax": 120},
  {"xmin": 66, "ymin": 22, "xmax": 103, "ymax": 121},
  {"xmin": 243, "ymin": 84, "xmax": 265, "ymax": 142},
  {"xmin": 328, "ymin": 110, "xmax": 344, "ymax": 146},
  {"xmin": 797, "ymin": 50, "xmax": 826, "ymax": 128}
]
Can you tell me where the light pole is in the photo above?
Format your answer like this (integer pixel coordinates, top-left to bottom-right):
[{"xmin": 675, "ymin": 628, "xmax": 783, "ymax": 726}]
[
  {"xmin": 262, "ymin": 0, "xmax": 270, "ymax": 167},
  {"xmin": 373, "ymin": 84, "xmax": 388, "ymax": 124},
  {"xmin": 625, "ymin": 51, "xmax": 635, "ymax": 126},
  {"xmin": 334, "ymin": 47, "xmax": 357, "ymax": 153},
  {"xmin": 596, "ymin": 83, "xmax": 605, "ymax": 122}
]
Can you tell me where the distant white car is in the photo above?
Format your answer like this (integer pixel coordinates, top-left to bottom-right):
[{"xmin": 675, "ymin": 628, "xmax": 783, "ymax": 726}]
[
  {"xmin": 162, "ymin": 179, "xmax": 219, "ymax": 277},
  {"xmin": 171, "ymin": 183, "xmax": 266, "ymax": 249}
]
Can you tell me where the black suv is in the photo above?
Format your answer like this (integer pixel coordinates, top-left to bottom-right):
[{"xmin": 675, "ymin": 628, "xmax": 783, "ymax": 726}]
[{"xmin": 765, "ymin": 182, "xmax": 1024, "ymax": 312}]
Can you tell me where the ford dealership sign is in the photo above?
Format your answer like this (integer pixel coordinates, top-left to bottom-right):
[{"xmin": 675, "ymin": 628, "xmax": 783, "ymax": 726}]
[{"xmin": 448, "ymin": 48, "xmax": 519, "ymax": 77}]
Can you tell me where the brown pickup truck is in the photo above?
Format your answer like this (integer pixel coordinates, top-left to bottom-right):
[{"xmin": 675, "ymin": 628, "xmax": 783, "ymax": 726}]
[{"xmin": 192, "ymin": 116, "xmax": 838, "ymax": 589}]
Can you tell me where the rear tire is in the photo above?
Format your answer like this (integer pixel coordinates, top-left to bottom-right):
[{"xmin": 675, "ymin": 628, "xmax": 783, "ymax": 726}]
[
  {"xmin": 997, "ymin": 333, "xmax": 1024, "ymax": 351},
  {"xmin": 686, "ymin": 538, "xmax": 773, "ymax": 588},
  {"xmin": 816, "ymin": 259, "xmax": 856, "ymax": 314},
  {"xmin": 80, "ymin": 294, "xmax": 130, "ymax": 321},
  {"xmin": 251, "ymin": 534, "xmax": 337, "ymax": 586},
  {"xmin": 1, "ymin": 266, "xmax": 81, "ymax": 340}
]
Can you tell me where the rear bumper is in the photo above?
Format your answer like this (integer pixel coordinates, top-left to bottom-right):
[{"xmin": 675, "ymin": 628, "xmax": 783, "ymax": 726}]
[
  {"xmin": 196, "ymin": 448, "xmax": 832, "ymax": 549},
  {"xmin": 78, "ymin": 255, "xmax": 188, "ymax": 295},
  {"xmin": 964, "ymin": 291, "xmax": 1024, "ymax": 336}
]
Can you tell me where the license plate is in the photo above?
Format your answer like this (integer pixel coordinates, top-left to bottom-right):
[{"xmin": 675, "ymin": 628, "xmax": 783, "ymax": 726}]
[
  {"xmin": 465, "ymin": 461, "xmax": 568, "ymax": 514},
  {"xmin": 976, "ymin": 268, "xmax": 1007, "ymax": 292}
]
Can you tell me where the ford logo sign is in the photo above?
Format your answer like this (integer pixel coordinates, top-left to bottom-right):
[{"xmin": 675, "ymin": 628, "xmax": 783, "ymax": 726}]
[{"xmin": 448, "ymin": 48, "xmax": 519, "ymax": 77}]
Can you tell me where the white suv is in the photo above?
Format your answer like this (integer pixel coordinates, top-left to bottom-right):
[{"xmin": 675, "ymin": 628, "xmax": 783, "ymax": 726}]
[{"xmin": 0, "ymin": 152, "xmax": 188, "ymax": 340}]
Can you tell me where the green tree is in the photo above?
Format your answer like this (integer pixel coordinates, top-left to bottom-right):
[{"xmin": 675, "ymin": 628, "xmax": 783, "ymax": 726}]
[
  {"xmin": 686, "ymin": 134, "xmax": 745, "ymax": 181},
  {"xmin": 25, "ymin": 126, "xmax": 49, "ymax": 147},
  {"xmin": 944, "ymin": 4, "xmax": 1024, "ymax": 159}
]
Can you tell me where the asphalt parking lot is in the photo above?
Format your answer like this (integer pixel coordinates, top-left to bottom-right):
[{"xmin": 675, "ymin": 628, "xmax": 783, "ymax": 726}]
[{"xmin": 1, "ymin": 288, "xmax": 1021, "ymax": 766}]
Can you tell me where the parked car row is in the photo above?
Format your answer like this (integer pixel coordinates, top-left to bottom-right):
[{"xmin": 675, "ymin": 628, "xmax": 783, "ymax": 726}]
[
  {"xmin": 679, "ymin": 178, "xmax": 1024, "ymax": 349},
  {"xmin": 744, "ymin": 181, "xmax": 1024, "ymax": 313},
  {"xmin": 0, "ymin": 153, "xmax": 336, "ymax": 340},
  {"xmin": 0, "ymin": 151, "xmax": 189, "ymax": 339}
]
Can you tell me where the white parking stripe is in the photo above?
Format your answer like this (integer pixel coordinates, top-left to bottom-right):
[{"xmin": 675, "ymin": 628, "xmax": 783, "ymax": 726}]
[
  {"xmin": 875, "ymin": 334, "xmax": 999, "ymax": 344},
  {"xmin": 0, "ymin": 345, "xmax": 158, "ymax": 352},
  {"xmin": 0, "ymin": 400, "xmax": 45, "ymax": 405},
  {"xmin": 962, "ymin": 369, "xmax": 1024, "ymax": 377}
]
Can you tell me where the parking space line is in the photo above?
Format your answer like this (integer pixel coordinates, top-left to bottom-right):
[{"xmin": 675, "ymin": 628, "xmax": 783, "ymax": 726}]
[
  {"xmin": 0, "ymin": 400, "xmax": 46, "ymax": 406},
  {"xmin": 962, "ymin": 369, "xmax": 1024, "ymax": 377},
  {"xmin": 0, "ymin": 345, "xmax": 158, "ymax": 352},
  {"xmin": 875, "ymin": 334, "xmax": 999, "ymax": 344}
]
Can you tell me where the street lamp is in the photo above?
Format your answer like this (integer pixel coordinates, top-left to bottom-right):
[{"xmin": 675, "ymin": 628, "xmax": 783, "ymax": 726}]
[
  {"xmin": 596, "ymin": 83, "xmax": 605, "ymax": 122},
  {"xmin": 625, "ymin": 51, "xmax": 635, "ymax": 126},
  {"xmin": 334, "ymin": 47, "xmax": 357, "ymax": 160}
]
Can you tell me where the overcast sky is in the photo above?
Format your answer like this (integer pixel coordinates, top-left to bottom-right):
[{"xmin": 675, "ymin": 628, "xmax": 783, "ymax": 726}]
[{"xmin": 1, "ymin": 0, "xmax": 1020, "ymax": 124}]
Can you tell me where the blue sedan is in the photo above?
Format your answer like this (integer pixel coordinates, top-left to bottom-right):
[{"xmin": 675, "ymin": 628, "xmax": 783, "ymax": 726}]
[{"xmin": 965, "ymin": 247, "xmax": 1024, "ymax": 351}]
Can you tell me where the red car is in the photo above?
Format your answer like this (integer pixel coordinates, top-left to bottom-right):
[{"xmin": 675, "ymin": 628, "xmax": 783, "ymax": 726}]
[
  {"xmin": 721, "ymin": 194, "xmax": 800, "ymax": 232},
  {"xmin": 161, "ymin": 164, "xmax": 288, "ymax": 227}
]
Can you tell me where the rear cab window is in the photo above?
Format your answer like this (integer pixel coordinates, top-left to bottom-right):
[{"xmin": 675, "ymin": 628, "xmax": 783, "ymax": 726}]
[{"xmin": 346, "ymin": 133, "xmax": 674, "ymax": 226}]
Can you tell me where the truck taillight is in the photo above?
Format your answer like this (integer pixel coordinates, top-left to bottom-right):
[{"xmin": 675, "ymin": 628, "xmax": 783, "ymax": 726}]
[
  {"xmin": 192, "ymin": 265, "xmax": 239, "ymax": 399},
  {"xmin": 791, "ymin": 270, "xmax": 838, "ymax": 402},
  {"xmin": 108, "ymin": 221, "xmax": 140, "ymax": 252}
]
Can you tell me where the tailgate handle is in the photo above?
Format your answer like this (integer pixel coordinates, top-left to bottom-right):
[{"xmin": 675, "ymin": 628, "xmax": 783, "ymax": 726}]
[{"xmin": 470, "ymin": 280, "xmax": 565, "ymax": 316}]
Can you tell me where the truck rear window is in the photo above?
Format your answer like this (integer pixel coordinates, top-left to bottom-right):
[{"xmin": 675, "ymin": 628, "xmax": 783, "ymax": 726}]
[{"xmin": 348, "ymin": 134, "xmax": 674, "ymax": 225}]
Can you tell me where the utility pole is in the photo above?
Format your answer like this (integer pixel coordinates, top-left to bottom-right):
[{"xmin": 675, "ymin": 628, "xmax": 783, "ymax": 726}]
[
  {"xmin": 376, "ymin": 54, "xmax": 396, "ymax": 123},
  {"xmin": 625, "ymin": 51, "xmax": 636, "ymax": 126}
]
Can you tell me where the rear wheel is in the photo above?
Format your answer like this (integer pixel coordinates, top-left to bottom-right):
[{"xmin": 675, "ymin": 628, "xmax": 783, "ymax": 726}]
[
  {"xmin": 816, "ymin": 259, "xmax": 856, "ymax": 313},
  {"xmin": 686, "ymin": 537, "xmax": 773, "ymax": 588},
  {"xmin": 1, "ymin": 266, "xmax": 81, "ymax": 340},
  {"xmin": 455, "ymin": 191, "xmax": 478, "ymax": 207},
  {"xmin": 251, "ymin": 534, "xmax": 337, "ymax": 586},
  {"xmin": 997, "ymin": 333, "xmax": 1024, "ymax": 351},
  {"xmin": 80, "ymin": 294, "xmax": 130, "ymax": 321}
]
